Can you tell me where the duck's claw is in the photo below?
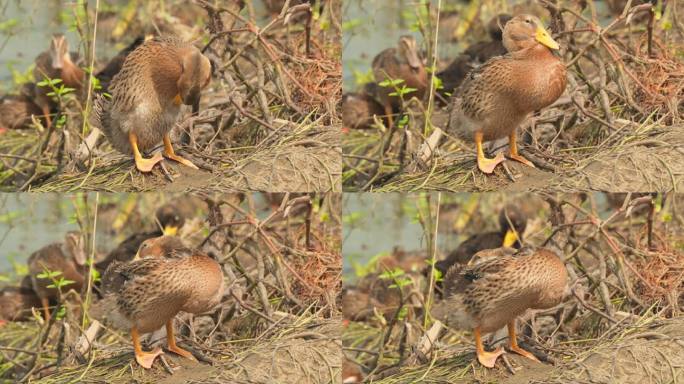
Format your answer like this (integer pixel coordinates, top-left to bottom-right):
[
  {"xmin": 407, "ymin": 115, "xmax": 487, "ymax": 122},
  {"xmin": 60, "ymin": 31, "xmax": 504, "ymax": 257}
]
[
  {"xmin": 477, "ymin": 152, "xmax": 506, "ymax": 174},
  {"xmin": 477, "ymin": 346, "xmax": 505, "ymax": 368},
  {"xmin": 134, "ymin": 152, "xmax": 164, "ymax": 173},
  {"xmin": 135, "ymin": 347, "xmax": 164, "ymax": 369},
  {"xmin": 509, "ymin": 345, "xmax": 540, "ymax": 362},
  {"xmin": 164, "ymin": 152, "xmax": 199, "ymax": 170},
  {"xmin": 167, "ymin": 344, "xmax": 197, "ymax": 361},
  {"xmin": 508, "ymin": 153, "xmax": 536, "ymax": 168}
]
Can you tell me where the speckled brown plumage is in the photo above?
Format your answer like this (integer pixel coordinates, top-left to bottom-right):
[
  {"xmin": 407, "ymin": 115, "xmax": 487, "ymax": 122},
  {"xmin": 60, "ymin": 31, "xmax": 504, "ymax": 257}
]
[
  {"xmin": 91, "ymin": 36, "xmax": 212, "ymax": 172},
  {"xmin": 446, "ymin": 14, "xmax": 567, "ymax": 174},
  {"xmin": 434, "ymin": 246, "xmax": 567, "ymax": 367},
  {"xmin": 102, "ymin": 235, "xmax": 224, "ymax": 368},
  {"xmin": 27, "ymin": 232, "xmax": 86, "ymax": 319},
  {"xmin": 436, "ymin": 205, "xmax": 527, "ymax": 274},
  {"xmin": 372, "ymin": 35, "xmax": 428, "ymax": 127},
  {"xmin": 96, "ymin": 36, "xmax": 146, "ymax": 93}
]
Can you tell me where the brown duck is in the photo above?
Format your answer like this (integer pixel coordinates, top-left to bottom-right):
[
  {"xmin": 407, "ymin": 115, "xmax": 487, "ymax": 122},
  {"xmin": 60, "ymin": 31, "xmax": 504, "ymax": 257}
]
[
  {"xmin": 0, "ymin": 84, "xmax": 43, "ymax": 132},
  {"xmin": 447, "ymin": 14, "xmax": 566, "ymax": 173},
  {"xmin": 435, "ymin": 205, "xmax": 526, "ymax": 275},
  {"xmin": 27, "ymin": 232, "xmax": 87, "ymax": 320},
  {"xmin": 102, "ymin": 235, "xmax": 224, "ymax": 369},
  {"xmin": 341, "ymin": 83, "xmax": 385, "ymax": 130},
  {"xmin": 91, "ymin": 36, "xmax": 212, "ymax": 173},
  {"xmin": 33, "ymin": 34, "xmax": 85, "ymax": 129},
  {"xmin": 372, "ymin": 35, "xmax": 428, "ymax": 128},
  {"xmin": 433, "ymin": 247, "xmax": 567, "ymax": 368},
  {"xmin": 0, "ymin": 276, "xmax": 42, "ymax": 324}
]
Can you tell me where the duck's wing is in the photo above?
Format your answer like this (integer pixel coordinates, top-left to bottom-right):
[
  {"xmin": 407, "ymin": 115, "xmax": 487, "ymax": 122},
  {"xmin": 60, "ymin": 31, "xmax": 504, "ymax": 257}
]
[
  {"xmin": 101, "ymin": 257, "xmax": 164, "ymax": 294},
  {"xmin": 456, "ymin": 54, "xmax": 516, "ymax": 121},
  {"xmin": 443, "ymin": 255, "xmax": 513, "ymax": 296}
]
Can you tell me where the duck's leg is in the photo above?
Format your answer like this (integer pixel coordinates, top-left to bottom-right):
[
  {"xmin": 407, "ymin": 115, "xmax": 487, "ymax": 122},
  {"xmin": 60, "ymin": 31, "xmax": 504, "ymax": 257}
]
[
  {"xmin": 162, "ymin": 134, "xmax": 199, "ymax": 170},
  {"xmin": 41, "ymin": 297, "xmax": 50, "ymax": 321},
  {"xmin": 128, "ymin": 131, "xmax": 163, "ymax": 173},
  {"xmin": 384, "ymin": 102, "xmax": 394, "ymax": 129},
  {"xmin": 507, "ymin": 132, "xmax": 535, "ymax": 168},
  {"xmin": 506, "ymin": 320, "xmax": 539, "ymax": 362},
  {"xmin": 474, "ymin": 326, "xmax": 504, "ymax": 368},
  {"xmin": 475, "ymin": 131, "xmax": 505, "ymax": 174},
  {"xmin": 165, "ymin": 319, "xmax": 197, "ymax": 361},
  {"xmin": 131, "ymin": 326, "xmax": 163, "ymax": 369}
]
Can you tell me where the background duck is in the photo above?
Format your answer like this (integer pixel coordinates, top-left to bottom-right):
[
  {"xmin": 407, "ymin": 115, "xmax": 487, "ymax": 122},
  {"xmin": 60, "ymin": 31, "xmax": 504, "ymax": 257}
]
[
  {"xmin": 94, "ymin": 203, "xmax": 188, "ymax": 274},
  {"xmin": 433, "ymin": 247, "xmax": 567, "ymax": 368},
  {"xmin": 102, "ymin": 235, "xmax": 224, "ymax": 369},
  {"xmin": 0, "ymin": 276, "xmax": 42, "ymax": 324},
  {"xmin": 27, "ymin": 231, "xmax": 87, "ymax": 320},
  {"xmin": 341, "ymin": 83, "xmax": 385, "ymax": 130},
  {"xmin": 446, "ymin": 14, "xmax": 566, "ymax": 174},
  {"xmin": 91, "ymin": 36, "xmax": 212, "ymax": 173},
  {"xmin": 0, "ymin": 84, "xmax": 43, "ymax": 133},
  {"xmin": 33, "ymin": 34, "xmax": 85, "ymax": 129},
  {"xmin": 435, "ymin": 205, "xmax": 526, "ymax": 275},
  {"xmin": 438, "ymin": 14, "xmax": 512, "ymax": 98},
  {"xmin": 372, "ymin": 35, "xmax": 428, "ymax": 128}
]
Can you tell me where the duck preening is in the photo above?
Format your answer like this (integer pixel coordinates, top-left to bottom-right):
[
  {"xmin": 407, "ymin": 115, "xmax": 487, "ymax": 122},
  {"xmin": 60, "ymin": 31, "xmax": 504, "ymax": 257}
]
[{"xmin": 90, "ymin": 36, "xmax": 212, "ymax": 173}]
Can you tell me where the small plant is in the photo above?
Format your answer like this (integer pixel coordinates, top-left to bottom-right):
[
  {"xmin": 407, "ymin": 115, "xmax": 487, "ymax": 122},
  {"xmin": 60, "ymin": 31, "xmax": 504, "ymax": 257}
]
[{"xmin": 36, "ymin": 268, "xmax": 75, "ymax": 320}]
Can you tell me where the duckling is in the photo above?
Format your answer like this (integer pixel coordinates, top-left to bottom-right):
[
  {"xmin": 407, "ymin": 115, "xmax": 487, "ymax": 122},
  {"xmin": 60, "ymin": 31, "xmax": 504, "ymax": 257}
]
[
  {"xmin": 372, "ymin": 35, "xmax": 428, "ymax": 128},
  {"xmin": 433, "ymin": 247, "xmax": 567, "ymax": 368},
  {"xmin": 0, "ymin": 276, "xmax": 42, "ymax": 323},
  {"xmin": 435, "ymin": 205, "xmax": 526, "ymax": 275},
  {"xmin": 33, "ymin": 34, "xmax": 85, "ymax": 129},
  {"xmin": 96, "ymin": 36, "xmax": 146, "ymax": 93},
  {"xmin": 91, "ymin": 36, "xmax": 212, "ymax": 173},
  {"xmin": 341, "ymin": 83, "xmax": 385, "ymax": 130},
  {"xmin": 102, "ymin": 235, "xmax": 224, "ymax": 369},
  {"xmin": 94, "ymin": 203, "xmax": 188, "ymax": 274},
  {"xmin": 447, "ymin": 14, "xmax": 566, "ymax": 174},
  {"xmin": 0, "ymin": 83, "xmax": 43, "ymax": 132},
  {"xmin": 27, "ymin": 231, "xmax": 87, "ymax": 320}
]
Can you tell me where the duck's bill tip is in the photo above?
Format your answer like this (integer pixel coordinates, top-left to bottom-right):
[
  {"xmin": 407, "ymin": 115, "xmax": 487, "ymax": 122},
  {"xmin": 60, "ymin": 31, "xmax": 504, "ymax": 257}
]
[{"xmin": 535, "ymin": 27, "xmax": 560, "ymax": 50}]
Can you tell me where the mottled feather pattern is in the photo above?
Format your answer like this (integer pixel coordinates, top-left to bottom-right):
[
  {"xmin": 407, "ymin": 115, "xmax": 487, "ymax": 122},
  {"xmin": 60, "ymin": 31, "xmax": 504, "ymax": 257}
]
[
  {"xmin": 438, "ymin": 248, "xmax": 566, "ymax": 332},
  {"xmin": 93, "ymin": 36, "xmax": 190, "ymax": 154}
]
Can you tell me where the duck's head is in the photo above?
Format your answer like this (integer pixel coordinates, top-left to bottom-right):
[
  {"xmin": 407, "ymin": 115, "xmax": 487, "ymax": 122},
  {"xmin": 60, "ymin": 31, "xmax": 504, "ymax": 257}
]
[
  {"xmin": 63, "ymin": 231, "xmax": 87, "ymax": 266},
  {"xmin": 397, "ymin": 35, "xmax": 422, "ymax": 71},
  {"xmin": 135, "ymin": 235, "xmax": 186, "ymax": 259},
  {"xmin": 49, "ymin": 34, "xmax": 70, "ymax": 70},
  {"xmin": 175, "ymin": 47, "xmax": 212, "ymax": 107},
  {"xmin": 499, "ymin": 205, "xmax": 527, "ymax": 248},
  {"xmin": 502, "ymin": 14, "xmax": 560, "ymax": 52},
  {"xmin": 155, "ymin": 204, "xmax": 186, "ymax": 236}
]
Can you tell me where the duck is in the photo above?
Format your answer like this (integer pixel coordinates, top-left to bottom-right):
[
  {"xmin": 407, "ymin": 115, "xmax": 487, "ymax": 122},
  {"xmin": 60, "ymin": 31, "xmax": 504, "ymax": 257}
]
[
  {"xmin": 341, "ymin": 83, "xmax": 385, "ymax": 130},
  {"xmin": 0, "ymin": 83, "xmax": 43, "ymax": 132},
  {"xmin": 433, "ymin": 247, "xmax": 567, "ymax": 368},
  {"xmin": 101, "ymin": 235, "xmax": 224, "ymax": 369},
  {"xmin": 435, "ymin": 205, "xmax": 527, "ymax": 275},
  {"xmin": 0, "ymin": 276, "xmax": 42, "ymax": 324},
  {"xmin": 96, "ymin": 36, "xmax": 146, "ymax": 93},
  {"xmin": 33, "ymin": 34, "xmax": 85, "ymax": 129},
  {"xmin": 91, "ymin": 36, "xmax": 212, "ymax": 173},
  {"xmin": 94, "ymin": 202, "xmax": 188, "ymax": 274},
  {"xmin": 446, "ymin": 14, "xmax": 566, "ymax": 174},
  {"xmin": 27, "ymin": 231, "xmax": 87, "ymax": 320},
  {"xmin": 438, "ymin": 14, "xmax": 512, "ymax": 97},
  {"xmin": 372, "ymin": 35, "xmax": 428, "ymax": 128}
]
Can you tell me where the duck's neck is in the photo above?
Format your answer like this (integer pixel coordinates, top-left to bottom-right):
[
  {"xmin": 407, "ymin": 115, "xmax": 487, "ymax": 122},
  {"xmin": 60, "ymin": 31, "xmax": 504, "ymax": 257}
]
[
  {"xmin": 60, "ymin": 55, "xmax": 85, "ymax": 89},
  {"xmin": 514, "ymin": 44, "xmax": 559, "ymax": 62}
]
